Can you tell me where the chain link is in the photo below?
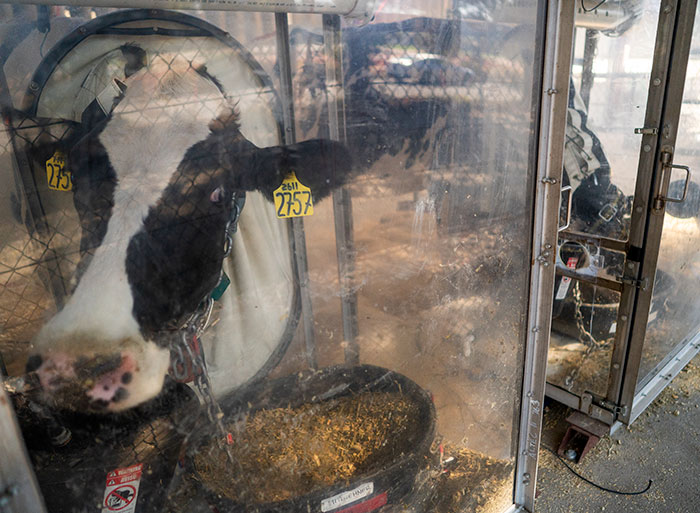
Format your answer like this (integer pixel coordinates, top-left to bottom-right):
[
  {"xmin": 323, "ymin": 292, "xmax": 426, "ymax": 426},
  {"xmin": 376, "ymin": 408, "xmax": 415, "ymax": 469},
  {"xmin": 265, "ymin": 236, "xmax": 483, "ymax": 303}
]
[{"xmin": 563, "ymin": 281, "xmax": 611, "ymax": 388}]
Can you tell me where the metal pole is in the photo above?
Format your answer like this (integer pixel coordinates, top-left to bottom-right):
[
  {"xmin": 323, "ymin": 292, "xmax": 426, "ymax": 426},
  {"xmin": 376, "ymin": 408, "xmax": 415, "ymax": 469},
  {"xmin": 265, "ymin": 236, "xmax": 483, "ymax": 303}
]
[
  {"xmin": 0, "ymin": 369, "xmax": 47, "ymax": 513},
  {"xmin": 322, "ymin": 14, "xmax": 360, "ymax": 366},
  {"xmin": 580, "ymin": 29, "xmax": 597, "ymax": 110},
  {"xmin": 515, "ymin": 0, "xmax": 575, "ymax": 508},
  {"xmin": 275, "ymin": 12, "xmax": 318, "ymax": 369}
]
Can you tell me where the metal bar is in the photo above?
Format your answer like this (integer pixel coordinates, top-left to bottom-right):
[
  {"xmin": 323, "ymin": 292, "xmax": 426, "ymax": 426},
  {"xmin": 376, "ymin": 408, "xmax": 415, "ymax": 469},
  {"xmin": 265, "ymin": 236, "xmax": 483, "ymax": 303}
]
[
  {"xmin": 617, "ymin": 0, "xmax": 698, "ymax": 424},
  {"xmin": 322, "ymin": 14, "xmax": 360, "ymax": 365},
  {"xmin": 630, "ymin": 334, "xmax": 700, "ymax": 422},
  {"xmin": 579, "ymin": 29, "xmax": 597, "ymax": 110},
  {"xmin": 545, "ymin": 383, "xmax": 617, "ymax": 424},
  {"xmin": 554, "ymin": 267, "xmax": 624, "ymax": 292},
  {"xmin": 275, "ymin": 13, "xmax": 318, "ymax": 369},
  {"xmin": 514, "ymin": 0, "xmax": 575, "ymax": 508},
  {"xmin": 558, "ymin": 230, "xmax": 628, "ymax": 253},
  {"xmin": 0, "ymin": 370, "xmax": 47, "ymax": 513},
  {"xmin": 1, "ymin": 0, "xmax": 376, "ymax": 18}
]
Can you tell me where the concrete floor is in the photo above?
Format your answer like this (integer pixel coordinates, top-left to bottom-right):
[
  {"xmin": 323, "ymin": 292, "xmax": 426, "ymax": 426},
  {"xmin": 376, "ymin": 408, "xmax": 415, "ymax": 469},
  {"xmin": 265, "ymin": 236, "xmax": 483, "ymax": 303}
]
[{"xmin": 535, "ymin": 353, "xmax": 700, "ymax": 513}]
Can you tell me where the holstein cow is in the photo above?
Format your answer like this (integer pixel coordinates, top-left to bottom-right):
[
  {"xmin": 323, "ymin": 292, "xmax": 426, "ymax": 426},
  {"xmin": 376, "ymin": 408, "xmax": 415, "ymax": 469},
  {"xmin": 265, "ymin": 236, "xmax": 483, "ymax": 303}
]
[{"xmin": 24, "ymin": 51, "xmax": 351, "ymax": 412}]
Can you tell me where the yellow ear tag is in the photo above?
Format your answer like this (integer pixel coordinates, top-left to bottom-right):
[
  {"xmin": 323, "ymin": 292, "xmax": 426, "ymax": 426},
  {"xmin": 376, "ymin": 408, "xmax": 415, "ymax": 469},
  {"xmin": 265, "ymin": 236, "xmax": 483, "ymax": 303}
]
[
  {"xmin": 273, "ymin": 171, "xmax": 314, "ymax": 218},
  {"xmin": 45, "ymin": 151, "xmax": 72, "ymax": 191}
]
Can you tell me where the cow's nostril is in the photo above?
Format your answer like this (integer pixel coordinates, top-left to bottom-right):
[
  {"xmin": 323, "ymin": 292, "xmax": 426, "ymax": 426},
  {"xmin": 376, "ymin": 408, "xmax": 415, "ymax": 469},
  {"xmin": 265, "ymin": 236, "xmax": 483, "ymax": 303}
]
[
  {"xmin": 121, "ymin": 372, "xmax": 133, "ymax": 384},
  {"xmin": 26, "ymin": 354, "xmax": 43, "ymax": 373},
  {"xmin": 113, "ymin": 387, "xmax": 129, "ymax": 402}
]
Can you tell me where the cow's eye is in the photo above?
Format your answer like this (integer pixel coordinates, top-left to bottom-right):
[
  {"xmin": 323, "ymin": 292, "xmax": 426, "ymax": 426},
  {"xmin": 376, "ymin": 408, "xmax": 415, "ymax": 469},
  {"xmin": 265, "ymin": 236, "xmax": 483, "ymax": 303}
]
[{"xmin": 209, "ymin": 186, "xmax": 225, "ymax": 204}]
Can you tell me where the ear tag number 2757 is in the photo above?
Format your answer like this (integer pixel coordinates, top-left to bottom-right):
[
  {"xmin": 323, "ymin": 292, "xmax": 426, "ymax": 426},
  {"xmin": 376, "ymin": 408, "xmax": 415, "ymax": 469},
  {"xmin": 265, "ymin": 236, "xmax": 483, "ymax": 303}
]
[
  {"xmin": 274, "ymin": 171, "xmax": 313, "ymax": 218},
  {"xmin": 45, "ymin": 151, "xmax": 72, "ymax": 192}
]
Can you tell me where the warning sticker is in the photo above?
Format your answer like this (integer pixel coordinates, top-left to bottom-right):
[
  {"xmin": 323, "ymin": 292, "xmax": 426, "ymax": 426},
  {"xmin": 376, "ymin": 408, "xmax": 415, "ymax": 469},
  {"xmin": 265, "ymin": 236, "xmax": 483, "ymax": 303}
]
[
  {"xmin": 555, "ymin": 256, "xmax": 579, "ymax": 300},
  {"xmin": 101, "ymin": 464, "xmax": 143, "ymax": 513}
]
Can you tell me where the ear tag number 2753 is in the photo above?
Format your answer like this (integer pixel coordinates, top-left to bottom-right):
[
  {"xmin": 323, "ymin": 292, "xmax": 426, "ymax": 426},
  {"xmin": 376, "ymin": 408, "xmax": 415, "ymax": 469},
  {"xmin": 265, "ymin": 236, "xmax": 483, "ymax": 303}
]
[
  {"xmin": 274, "ymin": 171, "xmax": 313, "ymax": 218},
  {"xmin": 45, "ymin": 151, "xmax": 72, "ymax": 192}
]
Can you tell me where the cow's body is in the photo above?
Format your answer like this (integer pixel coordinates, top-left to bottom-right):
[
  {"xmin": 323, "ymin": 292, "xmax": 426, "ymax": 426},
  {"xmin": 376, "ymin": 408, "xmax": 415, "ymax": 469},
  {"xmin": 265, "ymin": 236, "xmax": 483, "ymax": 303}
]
[{"xmin": 27, "ymin": 53, "xmax": 351, "ymax": 412}]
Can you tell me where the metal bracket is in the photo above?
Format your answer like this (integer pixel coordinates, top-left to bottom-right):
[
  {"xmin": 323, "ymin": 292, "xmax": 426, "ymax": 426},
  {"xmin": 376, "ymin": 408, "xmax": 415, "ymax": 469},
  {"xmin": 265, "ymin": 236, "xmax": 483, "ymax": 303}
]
[
  {"xmin": 634, "ymin": 127, "xmax": 658, "ymax": 135},
  {"xmin": 621, "ymin": 276, "xmax": 649, "ymax": 290},
  {"xmin": 536, "ymin": 244, "xmax": 553, "ymax": 267},
  {"xmin": 580, "ymin": 392, "xmax": 593, "ymax": 414},
  {"xmin": 600, "ymin": 399, "xmax": 628, "ymax": 417}
]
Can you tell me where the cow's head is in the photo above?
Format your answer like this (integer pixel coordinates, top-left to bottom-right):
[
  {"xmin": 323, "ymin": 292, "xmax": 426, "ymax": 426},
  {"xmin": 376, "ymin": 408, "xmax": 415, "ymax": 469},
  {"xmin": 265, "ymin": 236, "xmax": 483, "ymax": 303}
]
[{"xmin": 25, "ymin": 53, "xmax": 351, "ymax": 412}]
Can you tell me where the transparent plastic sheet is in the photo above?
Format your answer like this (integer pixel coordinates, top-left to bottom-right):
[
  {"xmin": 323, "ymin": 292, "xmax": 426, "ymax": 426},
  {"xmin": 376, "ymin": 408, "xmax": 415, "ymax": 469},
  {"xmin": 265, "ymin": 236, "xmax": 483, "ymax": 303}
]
[
  {"xmin": 549, "ymin": 277, "xmax": 620, "ymax": 398},
  {"xmin": 0, "ymin": 3, "xmax": 542, "ymax": 512},
  {"xmin": 565, "ymin": 0, "xmax": 661, "ymax": 242}
]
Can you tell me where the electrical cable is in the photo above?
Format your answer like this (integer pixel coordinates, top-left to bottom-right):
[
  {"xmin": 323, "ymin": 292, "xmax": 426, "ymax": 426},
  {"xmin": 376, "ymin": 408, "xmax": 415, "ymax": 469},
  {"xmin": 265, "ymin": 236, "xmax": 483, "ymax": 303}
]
[
  {"xmin": 581, "ymin": 0, "xmax": 608, "ymax": 12},
  {"xmin": 545, "ymin": 447, "xmax": 653, "ymax": 496}
]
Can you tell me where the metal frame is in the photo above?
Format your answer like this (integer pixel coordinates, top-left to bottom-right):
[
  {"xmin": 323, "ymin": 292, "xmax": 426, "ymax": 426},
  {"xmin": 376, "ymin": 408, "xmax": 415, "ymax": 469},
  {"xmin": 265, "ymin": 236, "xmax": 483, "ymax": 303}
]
[
  {"xmin": 545, "ymin": 0, "xmax": 700, "ymax": 428},
  {"xmin": 322, "ymin": 14, "xmax": 360, "ymax": 366},
  {"xmin": 0, "ymin": 374, "xmax": 47, "ymax": 513},
  {"xmin": 514, "ymin": 0, "xmax": 575, "ymax": 509}
]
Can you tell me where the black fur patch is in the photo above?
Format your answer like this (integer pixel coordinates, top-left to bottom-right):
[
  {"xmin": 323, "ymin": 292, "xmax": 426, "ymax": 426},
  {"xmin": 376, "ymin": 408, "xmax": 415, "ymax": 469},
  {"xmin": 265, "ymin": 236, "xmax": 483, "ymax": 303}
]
[{"xmin": 126, "ymin": 129, "xmax": 245, "ymax": 335}]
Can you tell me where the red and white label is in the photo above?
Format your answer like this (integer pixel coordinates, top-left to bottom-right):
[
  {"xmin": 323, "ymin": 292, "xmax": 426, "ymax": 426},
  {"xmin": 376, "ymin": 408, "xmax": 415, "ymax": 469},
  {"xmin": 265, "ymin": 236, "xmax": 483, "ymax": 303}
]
[
  {"xmin": 321, "ymin": 482, "xmax": 378, "ymax": 512},
  {"xmin": 101, "ymin": 464, "xmax": 143, "ymax": 513},
  {"xmin": 555, "ymin": 256, "xmax": 579, "ymax": 300}
]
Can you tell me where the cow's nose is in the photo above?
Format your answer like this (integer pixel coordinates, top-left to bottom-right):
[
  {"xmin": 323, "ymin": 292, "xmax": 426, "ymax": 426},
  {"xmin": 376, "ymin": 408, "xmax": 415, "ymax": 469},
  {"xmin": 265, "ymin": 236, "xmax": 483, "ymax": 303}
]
[
  {"xmin": 29, "ymin": 351, "xmax": 137, "ymax": 410},
  {"xmin": 83, "ymin": 353, "xmax": 136, "ymax": 408}
]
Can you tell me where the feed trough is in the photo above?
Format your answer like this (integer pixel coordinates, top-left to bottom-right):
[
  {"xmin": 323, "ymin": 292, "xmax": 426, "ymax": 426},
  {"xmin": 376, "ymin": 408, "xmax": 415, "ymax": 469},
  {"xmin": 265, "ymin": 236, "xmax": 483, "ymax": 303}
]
[{"xmin": 187, "ymin": 364, "xmax": 436, "ymax": 513}]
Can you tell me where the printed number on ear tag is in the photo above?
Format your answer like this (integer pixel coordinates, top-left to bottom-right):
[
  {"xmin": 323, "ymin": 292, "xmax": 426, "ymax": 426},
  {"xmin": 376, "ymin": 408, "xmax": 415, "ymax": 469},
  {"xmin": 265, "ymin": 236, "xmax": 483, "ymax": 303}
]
[
  {"xmin": 46, "ymin": 151, "xmax": 72, "ymax": 192},
  {"xmin": 273, "ymin": 171, "xmax": 313, "ymax": 218}
]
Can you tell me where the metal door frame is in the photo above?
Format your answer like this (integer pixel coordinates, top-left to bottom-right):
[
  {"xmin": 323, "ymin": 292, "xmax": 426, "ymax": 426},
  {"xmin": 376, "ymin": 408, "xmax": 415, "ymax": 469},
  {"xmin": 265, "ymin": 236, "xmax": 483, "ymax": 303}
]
[
  {"xmin": 545, "ymin": 0, "xmax": 699, "ymax": 427},
  {"xmin": 618, "ymin": 0, "xmax": 699, "ymax": 424},
  {"xmin": 515, "ymin": 0, "xmax": 576, "ymax": 509}
]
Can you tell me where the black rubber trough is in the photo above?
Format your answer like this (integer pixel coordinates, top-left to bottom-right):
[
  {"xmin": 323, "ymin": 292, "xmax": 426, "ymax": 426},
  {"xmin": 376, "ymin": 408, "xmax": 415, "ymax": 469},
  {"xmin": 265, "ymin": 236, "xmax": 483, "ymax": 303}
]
[{"xmin": 186, "ymin": 364, "xmax": 436, "ymax": 513}]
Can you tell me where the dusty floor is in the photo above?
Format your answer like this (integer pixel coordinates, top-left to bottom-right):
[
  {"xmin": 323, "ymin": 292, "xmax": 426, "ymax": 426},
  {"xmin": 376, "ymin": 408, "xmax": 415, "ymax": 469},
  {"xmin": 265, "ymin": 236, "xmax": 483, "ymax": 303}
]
[{"xmin": 536, "ymin": 353, "xmax": 700, "ymax": 513}]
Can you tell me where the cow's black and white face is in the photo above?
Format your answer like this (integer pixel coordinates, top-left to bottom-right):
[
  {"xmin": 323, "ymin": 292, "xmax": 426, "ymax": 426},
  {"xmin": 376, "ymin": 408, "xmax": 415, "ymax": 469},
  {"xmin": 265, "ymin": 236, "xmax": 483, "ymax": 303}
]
[{"xmin": 25, "ymin": 55, "xmax": 351, "ymax": 412}]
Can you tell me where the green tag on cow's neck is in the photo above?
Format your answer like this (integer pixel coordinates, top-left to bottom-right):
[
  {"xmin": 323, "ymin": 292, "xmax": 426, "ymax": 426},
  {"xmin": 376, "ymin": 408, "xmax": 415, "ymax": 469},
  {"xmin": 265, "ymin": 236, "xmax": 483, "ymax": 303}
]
[{"xmin": 211, "ymin": 271, "xmax": 231, "ymax": 301}]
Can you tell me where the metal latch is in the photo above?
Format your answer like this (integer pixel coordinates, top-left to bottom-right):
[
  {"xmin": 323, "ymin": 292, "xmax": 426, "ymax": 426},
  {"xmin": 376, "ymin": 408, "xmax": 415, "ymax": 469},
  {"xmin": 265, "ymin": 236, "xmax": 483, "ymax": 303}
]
[
  {"xmin": 600, "ymin": 399, "xmax": 628, "ymax": 417},
  {"xmin": 634, "ymin": 127, "xmax": 658, "ymax": 135},
  {"xmin": 621, "ymin": 276, "xmax": 649, "ymax": 290}
]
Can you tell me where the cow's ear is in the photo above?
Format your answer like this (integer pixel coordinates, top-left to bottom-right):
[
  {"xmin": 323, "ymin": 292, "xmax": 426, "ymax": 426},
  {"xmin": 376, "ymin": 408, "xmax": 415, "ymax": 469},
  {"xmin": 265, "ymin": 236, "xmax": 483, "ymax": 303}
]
[{"xmin": 237, "ymin": 139, "xmax": 353, "ymax": 200}]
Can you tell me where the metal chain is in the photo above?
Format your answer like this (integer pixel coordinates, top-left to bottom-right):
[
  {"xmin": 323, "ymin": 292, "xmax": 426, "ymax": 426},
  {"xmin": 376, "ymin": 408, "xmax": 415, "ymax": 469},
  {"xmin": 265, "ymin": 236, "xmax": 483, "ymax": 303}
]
[
  {"xmin": 169, "ymin": 191, "xmax": 244, "ymax": 466},
  {"xmin": 563, "ymin": 281, "xmax": 610, "ymax": 388}
]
